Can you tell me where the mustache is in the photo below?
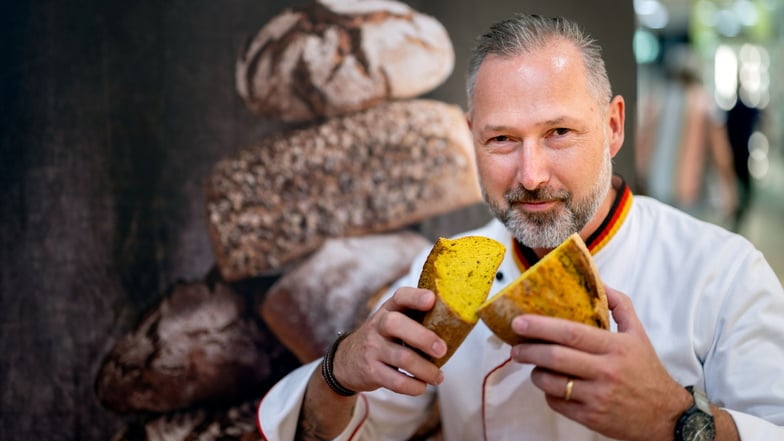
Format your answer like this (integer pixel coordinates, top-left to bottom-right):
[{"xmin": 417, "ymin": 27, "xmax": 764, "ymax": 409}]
[{"xmin": 505, "ymin": 186, "xmax": 570, "ymax": 204}]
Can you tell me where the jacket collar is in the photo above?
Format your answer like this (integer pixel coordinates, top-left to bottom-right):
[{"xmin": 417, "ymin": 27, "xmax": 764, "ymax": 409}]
[{"xmin": 512, "ymin": 175, "xmax": 632, "ymax": 271}]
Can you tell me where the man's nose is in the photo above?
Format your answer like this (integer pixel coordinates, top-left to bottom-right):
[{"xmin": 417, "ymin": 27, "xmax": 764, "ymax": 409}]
[{"xmin": 516, "ymin": 141, "xmax": 550, "ymax": 191}]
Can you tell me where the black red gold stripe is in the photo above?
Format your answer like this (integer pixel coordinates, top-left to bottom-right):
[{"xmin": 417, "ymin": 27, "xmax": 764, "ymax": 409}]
[{"xmin": 512, "ymin": 177, "xmax": 632, "ymax": 271}]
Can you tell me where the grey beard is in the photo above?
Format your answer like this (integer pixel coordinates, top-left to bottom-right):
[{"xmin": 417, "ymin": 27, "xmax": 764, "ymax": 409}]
[{"xmin": 484, "ymin": 151, "xmax": 613, "ymax": 249}]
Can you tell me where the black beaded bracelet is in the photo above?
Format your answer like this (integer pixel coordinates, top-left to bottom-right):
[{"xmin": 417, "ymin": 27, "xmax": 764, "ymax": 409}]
[{"xmin": 321, "ymin": 331, "xmax": 357, "ymax": 397}]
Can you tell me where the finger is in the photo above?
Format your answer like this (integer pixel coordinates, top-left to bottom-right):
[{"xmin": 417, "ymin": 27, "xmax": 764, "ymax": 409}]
[
  {"xmin": 543, "ymin": 392, "xmax": 583, "ymax": 421},
  {"xmin": 336, "ymin": 326, "xmax": 440, "ymax": 393},
  {"xmin": 511, "ymin": 314, "xmax": 610, "ymax": 354},
  {"xmin": 605, "ymin": 286, "xmax": 645, "ymax": 337},
  {"xmin": 511, "ymin": 340, "xmax": 602, "ymax": 379},
  {"xmin": 382, "ymin": 287, "xmax": 436, "ymax": 314},
  {"xmin": 377, "ymin": 309, "xmax": 447, "ymax": 360},
  {"xmin": 379, "ymin": 343, "xmax": 444, "ymax": 388},
  {"xmin": 371, "ymin": 359, "xmax": 433, "ymax": 396},
  {"xmin": 530, "ymin": 367, "xmax": 583, "ymax": 403}
]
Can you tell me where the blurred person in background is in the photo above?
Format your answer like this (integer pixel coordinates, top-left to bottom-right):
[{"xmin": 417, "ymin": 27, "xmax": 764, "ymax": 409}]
[
  {"xmin": 725, "ymin": 93, "xmax": 762, "ymax": 232},
  {"xmin": 636, "ymin": 43, "xmax": 738, "ymax": 225}
]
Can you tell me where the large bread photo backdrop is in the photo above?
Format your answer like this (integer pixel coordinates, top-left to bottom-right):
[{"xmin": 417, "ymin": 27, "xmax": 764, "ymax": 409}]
[{"xmin": 95, "ymin": 1, "xmax": 479, "ymax": 439}]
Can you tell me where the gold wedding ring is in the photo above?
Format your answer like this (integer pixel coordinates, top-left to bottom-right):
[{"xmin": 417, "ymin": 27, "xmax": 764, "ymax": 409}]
[{"xmin": 564, "ymin": 378, "xmax": 575, "ymax": 401}]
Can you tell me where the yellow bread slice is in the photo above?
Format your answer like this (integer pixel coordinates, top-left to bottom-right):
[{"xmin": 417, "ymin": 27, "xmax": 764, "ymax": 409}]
[
  {"xmin": 417, "ymin": 236, "xmax": 506, "ymax": 367},
  {"xmin": 476, "ymin": 233, "xmax": 609, "ymax": 346}
]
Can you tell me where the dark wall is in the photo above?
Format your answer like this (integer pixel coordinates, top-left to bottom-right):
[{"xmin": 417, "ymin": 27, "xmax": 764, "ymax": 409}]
[{"xmin": 0, "ymin": 1, "xmax": 635, "ymax": 439}]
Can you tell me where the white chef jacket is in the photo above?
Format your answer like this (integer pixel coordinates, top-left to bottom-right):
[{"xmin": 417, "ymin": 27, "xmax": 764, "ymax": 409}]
[{"xmin": 257, "ymin": 183, "xmax": 784, "ymax": 440}]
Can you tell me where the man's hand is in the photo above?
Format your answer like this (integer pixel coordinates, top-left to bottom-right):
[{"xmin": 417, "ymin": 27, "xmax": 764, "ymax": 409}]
[
  {"xmin": 297, "ymin": 287, "xmax": 446, "ymax": 440},
  {"xmin": 508, "ymin": 286, "xmax": 692, "ymax": 441},
  {"xmin": 333, "ymin": 287, "xmax": 447, "ymax": 396}
]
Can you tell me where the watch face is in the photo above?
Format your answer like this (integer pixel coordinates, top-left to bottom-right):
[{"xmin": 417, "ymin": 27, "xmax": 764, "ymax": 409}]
[{"xmin": 683, "ymin": 413, "xmax": 716, "ymax": 441}]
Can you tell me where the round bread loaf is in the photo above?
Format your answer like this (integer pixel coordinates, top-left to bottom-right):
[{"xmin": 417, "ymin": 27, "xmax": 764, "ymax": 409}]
[
  {"xmin": 95, "ymin": 280, "xmax": 296, "ymax": 413},
  {"xmin": 261, "ymin": 232, "xmax": 431, "ymax": 363},
  {"xmin": 236, "ymin": 0, "xmax": 455, "ymax": 122},
  {"xmin": 205, "ymin": 99, "xmax": 482, "ymax": 281},
  {"xmin": 109, "ymin": 401, "xmax": 258, "ymax": 441}
]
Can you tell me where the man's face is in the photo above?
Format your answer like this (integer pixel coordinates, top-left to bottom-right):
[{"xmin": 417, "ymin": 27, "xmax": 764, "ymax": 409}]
[{"xmin": 468, "ymin": 40, "xmax": 621, "ymax": 249}]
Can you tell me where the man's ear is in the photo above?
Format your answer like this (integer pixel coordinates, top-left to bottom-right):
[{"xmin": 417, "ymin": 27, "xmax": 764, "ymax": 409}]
[
  {"xmin": 607, "ymin": 95, "xmax": 625, "ymax": 157},
  {"xmin": 465, "ymin": 112, "xmax": 473, "ymax": 131}
]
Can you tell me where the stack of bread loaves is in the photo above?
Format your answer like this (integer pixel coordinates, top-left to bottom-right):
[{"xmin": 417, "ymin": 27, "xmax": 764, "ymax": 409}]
[
  {"xmin": 97, "ymin": 2, "xmax": 469, "ymax": 439},
  {"xmin": 209, "ymin": 0, "xmax": 477, "ymax": 282},
  {"xmin": 209, "ymin": 0, "xmax": 482, "ymax": 362}
]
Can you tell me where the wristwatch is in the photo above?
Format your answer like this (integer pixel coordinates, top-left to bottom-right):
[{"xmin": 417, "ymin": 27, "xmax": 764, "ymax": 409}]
[{"xmin": 674, "ymin": 386, "xmax": 716, "ymax": 441}]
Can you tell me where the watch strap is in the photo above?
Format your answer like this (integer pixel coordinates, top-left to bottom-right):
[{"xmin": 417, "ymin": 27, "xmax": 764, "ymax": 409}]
[{"xmin": 674, "ymin": 385, "xmax": 715, "ymax": 441}]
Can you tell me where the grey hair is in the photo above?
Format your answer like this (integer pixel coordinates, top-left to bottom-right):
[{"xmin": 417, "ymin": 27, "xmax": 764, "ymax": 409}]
[{"xmin": 465, "ymin": 14, "xmax": 612, "ymax": 113}]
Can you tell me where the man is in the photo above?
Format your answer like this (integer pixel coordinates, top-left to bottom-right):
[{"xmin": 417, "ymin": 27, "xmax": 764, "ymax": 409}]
[{"xmin": 257, "ymin": 14, "xmax": 784, "ymax": 440}]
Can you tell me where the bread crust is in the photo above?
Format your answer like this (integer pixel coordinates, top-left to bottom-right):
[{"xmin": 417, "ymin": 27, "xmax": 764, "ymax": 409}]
[
  {"xmin": 205, "ymin": 99, "xmax": 481, "ymax": 281},
  {"xmin": 416, "ymin": 236, "xmax": 505, "ymax": 367},
  {"xmin": 94, "ymin": 281, "xmax": 291, "ymax": 413},
  {"xmin": 260, "ymin": 232, "xmax": 431, "ymax": 363},
  {"xmin": 236, "ymin": 0, "xmax": 454, "ymax": 122},
  {"xmin": 477, "ymin": 233, "xmax": 609, "ymax": 346}
]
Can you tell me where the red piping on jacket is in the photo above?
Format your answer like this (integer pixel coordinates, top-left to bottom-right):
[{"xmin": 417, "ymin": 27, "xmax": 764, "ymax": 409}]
[{"xmin": 481, "ymin": 357, "xmax": 513, "ymax": 441}]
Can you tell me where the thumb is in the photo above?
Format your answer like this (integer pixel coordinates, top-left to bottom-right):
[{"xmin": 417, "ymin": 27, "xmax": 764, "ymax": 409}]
[{"xmin": 605, "ymin": 285, "xmax": 644, "ymax": 336}]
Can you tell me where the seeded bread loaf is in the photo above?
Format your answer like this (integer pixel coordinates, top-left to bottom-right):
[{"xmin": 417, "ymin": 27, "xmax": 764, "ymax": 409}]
[
  {"xmin": 260, "ymin": 232, "xmax": 431, "ymax": 363},
  {"xmin": 236, "ymin": 0, "xmax": 454, "ymax": 122},
  {"xmin": 416, "ymin": 236, "xmax": 506, "ymax": 367},
  {"xmin": 205, "ymin": 99, "xmax": 481, "ymax": 281},
  {"xmin": 477, "ymin": 233, "xmax": 609, "ymax": 346}
]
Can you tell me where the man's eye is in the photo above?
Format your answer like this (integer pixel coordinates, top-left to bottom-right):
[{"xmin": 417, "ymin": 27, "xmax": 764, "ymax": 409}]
[
  {"xmin": 553, "ymin": 128, "xmax": 570, "ymax": 136},
  {"xmin": 490, "ymin": 135, "xmax": 511, "ymax": 143}
]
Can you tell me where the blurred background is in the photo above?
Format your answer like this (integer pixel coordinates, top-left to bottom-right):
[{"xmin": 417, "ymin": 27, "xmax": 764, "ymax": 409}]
[
  {"xmin": 634, "ymin": 0, "xmax": 783, "ymax": 279},
  {"xmin": 0, "ymin": 1, "xmax": 781, "ymax": 440}
]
